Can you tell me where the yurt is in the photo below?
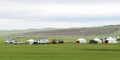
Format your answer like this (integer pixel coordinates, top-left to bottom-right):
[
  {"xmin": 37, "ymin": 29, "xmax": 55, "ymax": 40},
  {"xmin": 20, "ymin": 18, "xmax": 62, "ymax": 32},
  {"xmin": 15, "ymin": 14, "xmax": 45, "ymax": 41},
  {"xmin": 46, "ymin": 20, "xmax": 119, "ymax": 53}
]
[
  {"xmin": 26, "ymin": 39, "xmax": 35, "ymax": 44},
  {"xmin": 37, "ymin": 38, "xmax": 49, "ymax": 44},
  {"xmin": 104, "ymin": 37, "xmax": 117, "ymax": 44},
  {"xmin": 76, "ymin": 38, "xmax": 87, "ymax": 44},
  {"xmin": 43, "ymin": 39, "xmax": 49, "ymax": 43},
  {"xmin": 93, "ymin": 38, "xmax": 102, "ymax": 44}
]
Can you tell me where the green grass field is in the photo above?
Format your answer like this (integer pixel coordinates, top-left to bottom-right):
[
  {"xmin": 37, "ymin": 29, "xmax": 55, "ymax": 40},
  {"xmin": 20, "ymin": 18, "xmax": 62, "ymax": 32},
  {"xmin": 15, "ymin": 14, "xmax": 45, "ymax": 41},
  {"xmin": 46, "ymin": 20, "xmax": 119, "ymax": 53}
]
[
  {"xmin": 0, "ymin": 21, "xmax": 120, "ymax": 60},
  {"xmin": 0, "ymin": 36, "xmax": 120, "ymax": 60}
]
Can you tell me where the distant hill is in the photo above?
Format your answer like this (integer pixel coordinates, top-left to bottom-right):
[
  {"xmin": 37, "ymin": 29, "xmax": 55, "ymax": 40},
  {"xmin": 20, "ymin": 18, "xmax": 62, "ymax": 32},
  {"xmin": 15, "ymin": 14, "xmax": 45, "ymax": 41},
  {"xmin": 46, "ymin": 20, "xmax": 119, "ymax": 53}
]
[
  {"xmin": 10, "ymin": 25, "xmax": 120, "ymax": 37},
  {"xmin": 0, "ymin": 29, "xmax": 41, "ymax": 37}
]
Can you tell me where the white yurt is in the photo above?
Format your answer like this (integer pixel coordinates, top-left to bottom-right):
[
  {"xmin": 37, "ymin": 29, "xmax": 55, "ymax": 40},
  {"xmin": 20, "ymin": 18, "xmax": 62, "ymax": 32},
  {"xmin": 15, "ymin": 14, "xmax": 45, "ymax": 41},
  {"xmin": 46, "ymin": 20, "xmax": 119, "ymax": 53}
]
[
  {"xmin": 105, "ymin": 37, "xmax": 117, "ymax": 44},
  {"xmin": 37, "ymin": 39, "xmax": 49, "ymax": 44},
  {"xmin": 26, "ymin": 39, "xmax": 35, "ymax": 44},
  {"xmin": 93, "ymin": 38, "xmax": 102, "ymax": 44},
  {"xmin": 76, "ymin": 38, "xmax": 87, "ymax": 44},
  {"xmin": 44, "ymin": 39, "xmax": 49, "ymax": 43}
]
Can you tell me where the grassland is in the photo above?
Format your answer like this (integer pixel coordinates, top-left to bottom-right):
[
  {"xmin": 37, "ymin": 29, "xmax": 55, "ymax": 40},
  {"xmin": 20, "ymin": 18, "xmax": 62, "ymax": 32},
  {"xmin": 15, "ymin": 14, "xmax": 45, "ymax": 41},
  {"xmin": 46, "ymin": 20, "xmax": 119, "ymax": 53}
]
[
  {"xmin": 0, "ymin": 36, "xmax": 120, "ymax": 60},
  {"xmin": 0, "ymin": 43, "xmax": 120, "ymax": 60},
  {"xmin": 0, "ymin": 25, "xmax": 120, "ymax": 60}
]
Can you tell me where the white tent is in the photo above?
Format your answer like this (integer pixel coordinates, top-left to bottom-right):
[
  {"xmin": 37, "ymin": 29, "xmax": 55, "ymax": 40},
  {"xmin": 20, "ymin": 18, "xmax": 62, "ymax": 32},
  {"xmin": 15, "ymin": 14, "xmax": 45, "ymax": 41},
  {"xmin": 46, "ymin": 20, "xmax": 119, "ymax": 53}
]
[
  {"xmin": 105, "ymin": 37, "xmax": 117, "ymax": 44},
  {"xmin": 37, "ymin": 39, "xmax": 49, "ymax": 44},
  {"xmin": 76, "ymin": 38, "xmax": 87, "ymax": 44},
  {"xmin": 93, "ymin": 38, "xmax": 102, "ymax": 44},
  {"xmin": 44, "ymin": 39, "xmax": 49, "ymax": 43},
  {"xmin": 26, "ymin": 39, "xmax": 35, "ymax": 44}
]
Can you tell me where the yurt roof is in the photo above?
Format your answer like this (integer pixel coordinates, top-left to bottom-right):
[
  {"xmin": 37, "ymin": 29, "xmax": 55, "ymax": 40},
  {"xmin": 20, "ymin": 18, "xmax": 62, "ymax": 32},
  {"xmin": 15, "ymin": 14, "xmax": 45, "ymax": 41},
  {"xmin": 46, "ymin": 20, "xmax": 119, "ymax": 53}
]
[
  {"xmin": 106, "ymin": 37, "xmax": 116, "ymax": 40},
  {"xmin": 94, "ymin": 38, "xmax": 101, "ymax": 41},
  {"xmin": 77, "ymin": 38, "xmax": 86, "ymax": 41},
  {"xmin": 28, "ymin": 39, "xmax": 34, "ymax": 41}
]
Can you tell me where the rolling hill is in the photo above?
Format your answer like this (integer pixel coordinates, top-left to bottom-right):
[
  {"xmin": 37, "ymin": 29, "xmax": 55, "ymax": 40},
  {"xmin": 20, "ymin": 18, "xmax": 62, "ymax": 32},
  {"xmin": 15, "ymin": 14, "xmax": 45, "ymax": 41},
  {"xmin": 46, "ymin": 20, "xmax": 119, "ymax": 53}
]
[
  {"xmin": 10, "ymin": 25, "xmax": 120, "ymax": 37},
  {"xmin": 0, "ymin": 29, "xmax": 41, "ymax": 37}
]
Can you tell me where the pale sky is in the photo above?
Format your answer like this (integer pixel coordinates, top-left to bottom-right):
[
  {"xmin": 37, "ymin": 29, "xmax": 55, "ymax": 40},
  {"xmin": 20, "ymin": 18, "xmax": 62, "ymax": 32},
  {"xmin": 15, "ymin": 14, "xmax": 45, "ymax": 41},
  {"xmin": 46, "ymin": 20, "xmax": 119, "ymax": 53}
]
[{"xmin": 0, "ymin": 0, "xmax": 120, "ymax": 30}]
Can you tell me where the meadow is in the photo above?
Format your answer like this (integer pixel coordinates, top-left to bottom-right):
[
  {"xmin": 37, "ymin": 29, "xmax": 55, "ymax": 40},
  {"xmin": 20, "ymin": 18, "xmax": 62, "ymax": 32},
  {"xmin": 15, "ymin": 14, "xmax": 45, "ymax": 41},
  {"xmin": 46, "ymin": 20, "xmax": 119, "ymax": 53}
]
[{"xmin": 0, "ymin": 37, "xmax": 120, "ymax": 60}]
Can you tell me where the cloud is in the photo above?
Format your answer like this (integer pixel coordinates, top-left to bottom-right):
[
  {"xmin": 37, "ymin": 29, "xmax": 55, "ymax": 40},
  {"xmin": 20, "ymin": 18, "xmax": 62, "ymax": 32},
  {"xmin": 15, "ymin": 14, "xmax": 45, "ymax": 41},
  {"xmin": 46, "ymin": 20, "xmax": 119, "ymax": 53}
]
[
  {"xmin": 1, "ymin": 0, "xmax": 120, "ymax": 17},
  {"xmin": 1, "ymin": 0, "xmax": 120, "ymax": 5},
  {"xmin": 0, "ymin": 18, "xmax": 120, "ymax": 30},
  {"xmin": 0, "ymin": 0, "xmax": 120, "ymax": 30},
  {"xmin": 0, "ymin": 3, "xmax": 120, "ymax": 18}
]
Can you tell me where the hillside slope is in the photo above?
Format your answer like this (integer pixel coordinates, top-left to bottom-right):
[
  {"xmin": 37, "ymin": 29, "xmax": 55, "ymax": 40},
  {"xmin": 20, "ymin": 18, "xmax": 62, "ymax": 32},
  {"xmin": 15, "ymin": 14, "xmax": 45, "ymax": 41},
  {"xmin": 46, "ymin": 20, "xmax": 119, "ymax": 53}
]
[
  {"xmin": 12, "ymin": 25, "xmax": 120, "ymax": 37},
  {"xmin": 0, "ymin": 29, "xmax": 41, "ymax": 37}
]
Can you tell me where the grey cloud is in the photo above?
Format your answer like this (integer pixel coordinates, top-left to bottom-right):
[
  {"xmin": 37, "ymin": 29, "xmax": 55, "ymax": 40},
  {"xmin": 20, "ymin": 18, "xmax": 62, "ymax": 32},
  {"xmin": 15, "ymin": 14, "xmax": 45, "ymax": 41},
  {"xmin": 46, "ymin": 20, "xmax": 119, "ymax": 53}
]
[
  {"xmin": 0, "ymin": 10, "xmax": 120, "ymax": 23},
  {"xmin": 0, "ymin": 0, "xmax": 120, "ymax": 22},
  {"xmin": 1, "ymin": 0, "xmax": 120, "ymax": 5}
]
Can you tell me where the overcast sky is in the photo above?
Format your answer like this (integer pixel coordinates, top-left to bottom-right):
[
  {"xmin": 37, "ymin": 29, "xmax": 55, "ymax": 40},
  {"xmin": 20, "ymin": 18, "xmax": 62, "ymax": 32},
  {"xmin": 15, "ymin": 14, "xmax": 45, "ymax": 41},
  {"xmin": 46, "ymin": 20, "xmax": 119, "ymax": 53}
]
[{"xmin": 0, "ymin": 0, "xmax": 120, "ymax": 30}]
